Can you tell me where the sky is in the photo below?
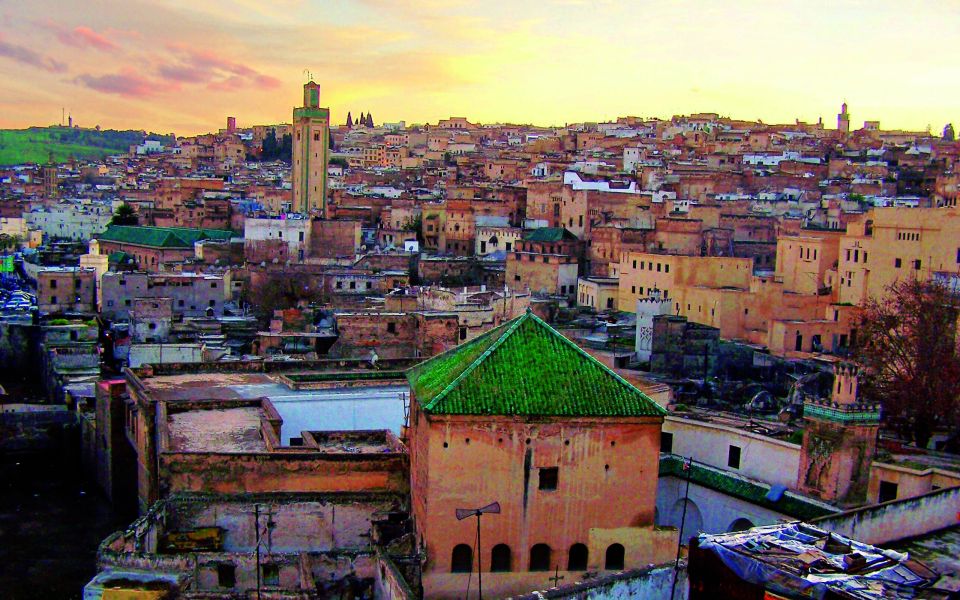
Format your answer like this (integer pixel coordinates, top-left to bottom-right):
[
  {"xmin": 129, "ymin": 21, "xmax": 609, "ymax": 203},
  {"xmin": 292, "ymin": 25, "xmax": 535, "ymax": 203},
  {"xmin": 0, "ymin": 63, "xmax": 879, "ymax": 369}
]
[{"xmin": 0, "ymin": 0, "xmax": 956, "ymax": 136}]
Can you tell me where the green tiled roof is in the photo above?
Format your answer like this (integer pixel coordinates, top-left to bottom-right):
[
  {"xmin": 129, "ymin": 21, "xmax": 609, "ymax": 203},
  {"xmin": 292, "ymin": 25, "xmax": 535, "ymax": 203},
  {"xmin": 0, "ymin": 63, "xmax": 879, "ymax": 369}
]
[
  {"xmin": 523, "ymin": 227, "xmax": 577, "ymax": 243},
  {"xmin": 658, "ymin": 455, "xmax": 837, "ymax": 521},
  {"xmin": 99, "ymin": 225, "xmax": 233, "ymax": 249},
  {"xmin": 406, "ymin": 310, "xmax": 666, "ymax": 417}
]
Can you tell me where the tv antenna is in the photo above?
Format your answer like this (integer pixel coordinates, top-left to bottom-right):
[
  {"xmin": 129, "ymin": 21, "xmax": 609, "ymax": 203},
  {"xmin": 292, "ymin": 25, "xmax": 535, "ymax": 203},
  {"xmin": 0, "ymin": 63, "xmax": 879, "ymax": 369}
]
[
  {"xmin": 455, "ymin": 501, "xmax": 501, "ymax": 600},
  {"xmin": 303, "ymin": 69, "xmax": 313, "ymax": 82}
]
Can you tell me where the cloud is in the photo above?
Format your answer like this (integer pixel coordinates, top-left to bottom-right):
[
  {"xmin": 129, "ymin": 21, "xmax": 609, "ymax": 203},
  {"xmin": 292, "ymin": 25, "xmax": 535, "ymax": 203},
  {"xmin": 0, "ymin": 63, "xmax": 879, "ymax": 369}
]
[
  {"xmin": 74, "ymin": 68, "xmax": 159, "ymax": 97},
  {"xmin": 37, "ymin": 20, "xmax": 121, "ymax": 52},
  {"xmin": 157, "ymin": 44, "xmax": 280, "ymax": 90},
  {"xmin": 0, "ymin": 35, "xmax": 67, "ymax": 73},
  {"xmin": 60, "ymin": 26, "xmax": 120, "ymax": 51}
]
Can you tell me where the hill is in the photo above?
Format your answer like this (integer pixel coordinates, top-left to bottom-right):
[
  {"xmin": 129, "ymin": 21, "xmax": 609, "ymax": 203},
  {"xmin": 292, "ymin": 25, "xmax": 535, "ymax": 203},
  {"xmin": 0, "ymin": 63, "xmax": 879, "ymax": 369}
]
[{"xmin": 0, "ymin": 127, "xmax": 175, "ymax": 166}]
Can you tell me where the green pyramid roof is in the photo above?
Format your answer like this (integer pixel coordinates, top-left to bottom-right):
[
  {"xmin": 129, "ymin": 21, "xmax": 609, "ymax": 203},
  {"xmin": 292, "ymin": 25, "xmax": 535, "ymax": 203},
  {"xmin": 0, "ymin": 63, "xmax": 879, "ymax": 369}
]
[
  {"xmin": 406, "ymin": 310, "xmax": 666, "ymax": 417},
  {"xmin": 99, "ymin": 225, "xmax": 233, "ymax": 249}
]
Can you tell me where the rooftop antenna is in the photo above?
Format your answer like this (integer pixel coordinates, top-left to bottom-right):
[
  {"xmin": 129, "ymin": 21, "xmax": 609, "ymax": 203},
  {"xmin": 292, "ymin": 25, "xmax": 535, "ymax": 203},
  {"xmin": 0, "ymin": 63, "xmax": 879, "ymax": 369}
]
[
  {"xmin": 456, "ymin": 501, "xmax": 501, "ymax": 600},
  {"xmin": 302, "ymin": 69, "xmax": 313, "ymax": 82}
]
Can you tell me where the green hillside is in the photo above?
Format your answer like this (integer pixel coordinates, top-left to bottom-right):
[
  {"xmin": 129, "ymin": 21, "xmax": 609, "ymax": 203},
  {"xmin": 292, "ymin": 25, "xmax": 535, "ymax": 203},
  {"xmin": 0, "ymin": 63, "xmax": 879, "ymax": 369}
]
[{"xmin": 0, "ymin": 127, "xmax": 174, "ymax": 166}]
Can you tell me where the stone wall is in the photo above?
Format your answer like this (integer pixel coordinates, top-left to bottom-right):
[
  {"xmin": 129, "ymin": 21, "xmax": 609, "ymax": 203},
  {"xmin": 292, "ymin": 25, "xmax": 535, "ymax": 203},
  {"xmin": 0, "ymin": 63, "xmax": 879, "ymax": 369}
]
[
  {"xmin": 810, "ymin": 485, "xmax": 960, "ymax": 545},
  {"xmin": 509, "ymin": 563, "xmax": 687, "ymax": 600}
]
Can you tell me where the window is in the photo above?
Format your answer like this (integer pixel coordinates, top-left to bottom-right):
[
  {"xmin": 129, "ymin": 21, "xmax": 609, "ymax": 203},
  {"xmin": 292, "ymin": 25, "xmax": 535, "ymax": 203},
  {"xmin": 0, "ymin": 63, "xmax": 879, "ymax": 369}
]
[
  {"xmin": 604, "ymin": 544, "xmax": 625, "ymax": 570},
  {"xmin": 387, "ymin": 322, "xmax": 396, "ymax": 334},
  {"xmin": 491, "ymin": 544, "xmax": 512, "ymax": 572},
  {"xmin": 451, "ymin": 544, "xmax": 473, "ymax": 573},
  {"xmin": 538, "ymin": 467, "xmax": 558, "ymax": 491},
  {"xmin": 262, "ymin": 564, "xmax": 279, "ymax": 586},
  {"xmin": 895, "ymin": 258, "xmax": 902, "ymax": 268},
  {"xmin": 665, "ymin": 264, "xmax": 670, "ymax": 273},
  {"xmin": 529, "ymin": 544, "xmax": 551, "ymax": 571},
  {"xmin": 119, "ymin": 279, "xmax": 126, "ymax": 286},
  {"xmin": 660, "ymin": 431, "xmax": 673, "ymax": 453},
  {"xmin": 606, "ymin": 298, "xmax": 614, "ymax": 309},
  {"xmin": 913, "ymin": 259, "xmax": 921, "ymax": 270},
  {"xmin": 125, "ymin": 299, "xmax": 131, "ymax": 306},
  {"xmin": 349, "ymin": 281, "xmax": 356, "ymax": 289},
  {"xmin": 727, "ymin": 445, "xmax": 741, "ymax": 469},
  {"xmin": 514, "ymin": 274, "xmax": 521, "ymax": 282},
  {"xmin": 49, "ymin": 279, "xmax": 57, "ymax": 289},
  {"xmin": 148, "ymin": 322, "xmax": 157, "ymax": 330},
  {"xmin": 336, "ymin": 281, "xmax": 343, "ymax": 289},
  {"xmin": 568, "ymin": 543, "xmax": 589, "ymax": 571},
  {"xmin": 211, "ymin": 282, "xmax": 217, "ymax": 288},
  {"xmin": 878, "ymin": 481, "xmax": 898, "ymax": 503},
  {"xmin": 366, "ymin": 281, "xmax": 372, "ymax": 289},
  {"xmin": 49, "ymin": 295, "xmax": 57, "ymax": 304},
  {"xmin": 217, "ymin": 564, "xmax": 236, "ymax": 588},
  {"xmin": 656, "ymin": 263, "xmax": 661, "ymax": 272},
  {"xmin": 209, "ymin": 300, "xmax": 216, "ymax": 307}
]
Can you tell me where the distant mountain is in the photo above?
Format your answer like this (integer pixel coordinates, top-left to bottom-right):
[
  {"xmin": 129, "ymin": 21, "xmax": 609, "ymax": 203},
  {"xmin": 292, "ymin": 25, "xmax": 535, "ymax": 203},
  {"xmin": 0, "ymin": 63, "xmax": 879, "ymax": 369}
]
[{"xmin": 0, "ymin": 126, "xmax": 175, "ymax": 166}]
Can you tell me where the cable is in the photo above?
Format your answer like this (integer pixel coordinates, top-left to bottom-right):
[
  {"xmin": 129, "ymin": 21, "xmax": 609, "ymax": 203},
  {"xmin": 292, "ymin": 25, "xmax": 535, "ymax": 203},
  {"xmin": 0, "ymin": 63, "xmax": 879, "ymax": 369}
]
[{"xmin": 463, "ymin": 524, "xmax": 479, "ymax": 600}]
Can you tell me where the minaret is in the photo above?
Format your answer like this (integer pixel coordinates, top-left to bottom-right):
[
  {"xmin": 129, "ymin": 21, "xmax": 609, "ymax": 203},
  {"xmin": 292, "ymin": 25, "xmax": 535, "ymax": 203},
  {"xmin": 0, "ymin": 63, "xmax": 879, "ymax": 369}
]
[
  {"xmin": 837, "ymin": 102, "xmax": 850, "ymax": 135},
  {"xmin": 292, "ymin": 81, "xmax": 330, "ymax": 216},
  {"xmin": 797, "ymin": 363, "xmax": 879, "ymax": 506}
]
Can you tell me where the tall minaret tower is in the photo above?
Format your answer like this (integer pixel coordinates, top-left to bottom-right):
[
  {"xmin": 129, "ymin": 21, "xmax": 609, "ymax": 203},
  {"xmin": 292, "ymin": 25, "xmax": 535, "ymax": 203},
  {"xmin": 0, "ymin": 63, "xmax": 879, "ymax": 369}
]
[
  {"xmin": 292, "ymin": 81, "xmax": 330, "ymax": 216},
  {"xmin": 797, "ymin": 363, "xmax": 879, "ymax": 507},
  {"xmin": 837, "ymin": 102, "xmax": 850, "ymax": 135}
]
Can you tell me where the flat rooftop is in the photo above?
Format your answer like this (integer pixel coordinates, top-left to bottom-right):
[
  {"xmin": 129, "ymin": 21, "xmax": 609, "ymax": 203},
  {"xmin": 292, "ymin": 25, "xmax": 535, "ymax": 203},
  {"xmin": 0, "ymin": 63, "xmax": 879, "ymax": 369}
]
[
  {"xmin": 168, "ymin": 407, "xmax": 266, "ymax": 453},
  {"xmin": 139, "ymin": 372, "xmax": 408, "ymax": 444}
]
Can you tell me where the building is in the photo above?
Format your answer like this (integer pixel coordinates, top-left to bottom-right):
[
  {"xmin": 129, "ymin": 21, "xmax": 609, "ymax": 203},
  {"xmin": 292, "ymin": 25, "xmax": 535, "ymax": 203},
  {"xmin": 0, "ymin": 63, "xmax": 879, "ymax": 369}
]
[
  {"xmin": 798, "ymin": 363, "xmax": 879, "ymax": 507},
  {"xmin": 36, "ymin": 266, "xmax": 97, "ymax": 314},
  {"xmin": 506, "ymin": 227, "xmax": 582, "ymax": 299},
  {"xmin": 293, "ymin": 81, "xmax": 331, "ymax": 215},
  {"xmin": 100, "ymin": 271, "xmax": 230, "ymax": 321},
  {"xmin": 406, "ymin": 310, "xmax": 676, "ymax": 599},
  {"xmin": 95, "ymin": 225, "xmax": 234, "ymax": 271}
]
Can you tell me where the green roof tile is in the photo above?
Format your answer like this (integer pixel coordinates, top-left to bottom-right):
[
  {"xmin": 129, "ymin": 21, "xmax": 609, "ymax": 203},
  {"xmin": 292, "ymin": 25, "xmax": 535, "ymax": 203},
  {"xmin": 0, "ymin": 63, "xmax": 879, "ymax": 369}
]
[
  {"xmin": 658, "ymin": 455, "xmax": 837, "ymax": 521},
  {"xmin": 406, "ymin": 310, "xmax": 666, "ymax": 417},
  {"xmin": 99, "ymin": 225, "xmax": 233, "ymax": 249}
]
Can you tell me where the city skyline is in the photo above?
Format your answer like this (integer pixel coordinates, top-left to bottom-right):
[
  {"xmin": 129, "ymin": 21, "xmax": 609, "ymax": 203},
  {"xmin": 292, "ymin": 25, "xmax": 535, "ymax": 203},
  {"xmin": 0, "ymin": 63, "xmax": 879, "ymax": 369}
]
[{"xmin": 0, "ymin": 0, "xmax": 957, "ymax": 135}]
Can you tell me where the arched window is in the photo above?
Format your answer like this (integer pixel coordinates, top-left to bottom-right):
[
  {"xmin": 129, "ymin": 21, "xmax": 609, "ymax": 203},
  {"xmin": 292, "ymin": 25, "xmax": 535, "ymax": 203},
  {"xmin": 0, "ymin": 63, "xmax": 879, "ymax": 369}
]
[
  {"xmin": 491, "ymin": 544, "xmax": 512, "ymax": 572},
  {"xmin": 529, "ymin": 543, "xmax": 551, "ymax": 572},
  {"xmin": 729, "ymin": 518, "xmax": 755, "ymax": 532},
  {"xmin": 604, "ymin": 543, "xmax": 625, "ymax": 570},
  {"xmin": 451, "ymin": 544, "xmax": 473, "ymax": 573},
  {"xmin": 567, "ymin": 543, "xmax": 588, "ymax": 571}
]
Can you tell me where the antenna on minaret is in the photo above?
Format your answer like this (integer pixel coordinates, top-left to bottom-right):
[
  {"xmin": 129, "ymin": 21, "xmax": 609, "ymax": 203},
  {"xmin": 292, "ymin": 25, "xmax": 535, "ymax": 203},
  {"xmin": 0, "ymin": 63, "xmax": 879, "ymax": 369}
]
[
  {"xmin": 302, "ymin": 69, "xmax": 313, "ymax": 82},
  {"xmin": 61, "ymin": 107, "xmax": 65, "ymax": 126}
]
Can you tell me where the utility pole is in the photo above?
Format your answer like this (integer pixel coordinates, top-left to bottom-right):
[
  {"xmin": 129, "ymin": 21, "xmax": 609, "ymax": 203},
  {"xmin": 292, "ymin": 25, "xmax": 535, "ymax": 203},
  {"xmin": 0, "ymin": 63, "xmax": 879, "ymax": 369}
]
[{"xmin": 255, "ymin": 504, "xmax": 262, "ymax": 600}]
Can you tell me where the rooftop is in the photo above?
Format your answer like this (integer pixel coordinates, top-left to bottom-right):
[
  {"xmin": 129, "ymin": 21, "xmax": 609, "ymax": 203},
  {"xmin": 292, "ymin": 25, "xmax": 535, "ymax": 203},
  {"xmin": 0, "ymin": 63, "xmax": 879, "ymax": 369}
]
[
  {"xmin": 135, "ymin": 370, "xmax": 408, "ymax": 444},
  {"xmin": 167, "ymin": 406, "xmax": 266, "ymax": 453},
  {"xmin": 407, "ymin": 310, "xmax": 665, "ymax": 417},
  {"xmin": 696, "ymin": 522, "xmax": 945, "ymax": 600},
  {"xmin": 98, "ymin": 225, "xmax": 233, "ymax": 249}
]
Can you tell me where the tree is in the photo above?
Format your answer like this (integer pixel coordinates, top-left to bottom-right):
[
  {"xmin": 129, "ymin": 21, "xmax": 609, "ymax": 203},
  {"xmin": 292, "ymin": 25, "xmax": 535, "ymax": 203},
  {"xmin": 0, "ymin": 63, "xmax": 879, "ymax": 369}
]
[
  {"xmin": 346, "ymin": 112, "xmax": 353, "ymax": 128},
  {"xmin": 365, "ymin": 112, "xmax": 374, "ymax": 127},
  {"xmin": 110, "ymin": 202, "xmax": 138, "ymax": 226},
  {"xmin": 943, "ymin": 123, "xmax": 955, "ymax": 142},
  {"xmin": 854, "ymin": 278, "xmax": 960, "ymax": 449},
  {"xmin": 402, "ymin": 214, "xmax": 424, "ymax": 245}
]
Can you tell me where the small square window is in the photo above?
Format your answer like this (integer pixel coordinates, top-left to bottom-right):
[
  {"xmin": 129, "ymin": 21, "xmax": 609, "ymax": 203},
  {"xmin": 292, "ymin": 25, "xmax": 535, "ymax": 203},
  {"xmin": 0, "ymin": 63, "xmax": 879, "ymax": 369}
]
[
  {"xmin": 262, "ymin": 564, "xmax": 280, "ymax": 587},
  {"xmin": 894, "ymin": 258, "xmax": 902, "ymax": 268},
  {"xmin": 538, "ymin": 467, "xmax": 558, "ymax": 491},
  {"xmin": 387, "ymin": 322, "xmax": 396, "ymax": 334},
  {"xmin": 878, "ymin": 480, "xmax": 898, "ymax": 503},
  {"xmin": 660, "ymin": 432, "xmax": 673, "ymax": 453},
  {"xmin": 217, "ymin": 564, "xmax": 236, "ymax": 588},
  {"xmin": 913, "ymin": 259, "xmax": 921, "ymax": 270},
  {"xmin": 125, "ymin": 299, "xmax": 131, "ymax": 306},
  {"xmin": 727, "ymin": 445, "xmax": 741, "ymax": 469}
]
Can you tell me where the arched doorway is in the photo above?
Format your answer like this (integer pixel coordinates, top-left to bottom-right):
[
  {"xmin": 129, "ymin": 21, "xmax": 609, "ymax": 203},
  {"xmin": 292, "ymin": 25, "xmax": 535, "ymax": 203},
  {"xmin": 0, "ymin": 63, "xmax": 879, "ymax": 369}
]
[
  {"xmin": 728, "ymin": 518, "xmax": 755, "ymax": 532},
  {"xmin": 671, "ymin": 498, "xmax": 703, "ymax": 544}
]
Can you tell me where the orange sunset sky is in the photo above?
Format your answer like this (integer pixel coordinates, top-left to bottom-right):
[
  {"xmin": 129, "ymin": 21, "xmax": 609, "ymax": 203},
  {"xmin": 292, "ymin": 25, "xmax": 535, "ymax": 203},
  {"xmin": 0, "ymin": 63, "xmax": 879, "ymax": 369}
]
[{"xmin": 0, "ymin": 0, "xmax": 956, "ymax": 136}]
